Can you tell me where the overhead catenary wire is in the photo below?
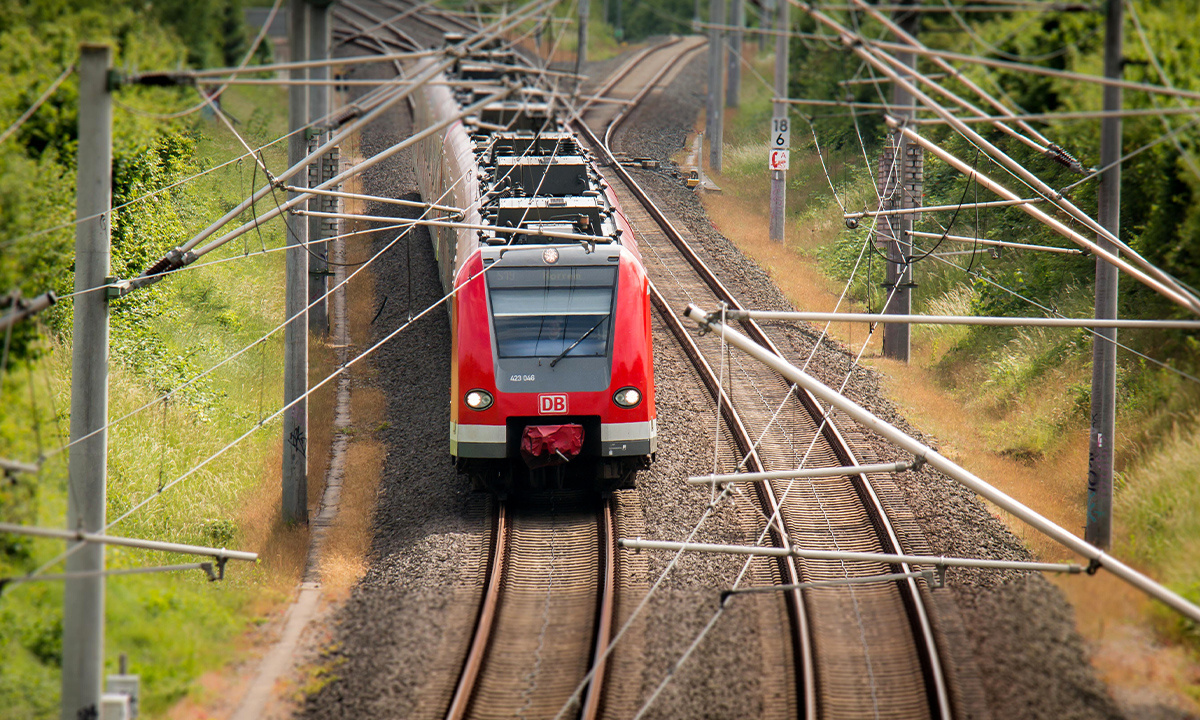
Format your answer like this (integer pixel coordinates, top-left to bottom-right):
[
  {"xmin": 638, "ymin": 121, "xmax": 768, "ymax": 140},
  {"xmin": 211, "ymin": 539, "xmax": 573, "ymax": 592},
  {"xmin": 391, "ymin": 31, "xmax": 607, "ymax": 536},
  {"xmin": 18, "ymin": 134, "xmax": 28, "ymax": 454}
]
[
  {"xmin": 127, "ymin": 0, "xmax": 557, "ymax": 284},
  {"xmin": 797, "ymin": 2, "xmax": 1200, "ymax": 314},
  {"xmin": 684, "ymin": 307, "xmax": 1200, "ymax": 624},
  {"xmin": 909, "ymin": 238, "xmax": 1200, "ymax": 385},
  {"xmin": 858, "ymin": 30, "xmax": 1200, "ymax": 104},
  {"xmin": 1124, "ymin": 0, "xmax": 1200, "ymax": 181},
  {"xmin": 0, "ymin": 64, "xmax": 75, "ymax": 146},
  {"xmin": 115, "ymin": 0, "xmax": 284, "ymax": 121},
  {"xmin": 907, "ymin": 229, "xmax": 1082, "ymax": 254},
  {"xmin": 35, "ymin": 167, "xmax": 470, "ymax": 468},
  {"xmin": 0, "ymin": 92, "xmax": 369, "ymax": 252},
  {"xmin": 31, "ymin": 41, "xmax": 569, "ymax": 512},
  {"xmin": 892, "ymin": 118, "xmax": 1200, "ymax": 312},
  {"xmin": 556, "ymin": 51, "xmax": 914, "ymax": 716},
  {"xmin": 29, "ymin": 244, "xmax": 540, "ymax": 577}
]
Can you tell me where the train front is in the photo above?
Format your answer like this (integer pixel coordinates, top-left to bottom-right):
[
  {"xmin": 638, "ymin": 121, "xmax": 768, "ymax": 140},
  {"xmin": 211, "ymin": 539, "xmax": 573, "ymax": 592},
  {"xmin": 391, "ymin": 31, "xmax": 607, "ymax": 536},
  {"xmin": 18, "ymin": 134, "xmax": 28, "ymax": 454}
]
[{"xmin": 449, "ymin": 135, "xmax": 655, "ymax": 493}]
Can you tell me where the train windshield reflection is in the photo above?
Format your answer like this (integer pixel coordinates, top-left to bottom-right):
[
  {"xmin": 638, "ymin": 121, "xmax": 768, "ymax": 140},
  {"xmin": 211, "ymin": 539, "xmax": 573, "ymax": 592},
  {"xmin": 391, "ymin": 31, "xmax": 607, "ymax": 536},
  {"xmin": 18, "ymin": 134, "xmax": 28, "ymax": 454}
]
[{"xmin": 488, "ymin": 266, "xmax": 617, "ymax": 358}]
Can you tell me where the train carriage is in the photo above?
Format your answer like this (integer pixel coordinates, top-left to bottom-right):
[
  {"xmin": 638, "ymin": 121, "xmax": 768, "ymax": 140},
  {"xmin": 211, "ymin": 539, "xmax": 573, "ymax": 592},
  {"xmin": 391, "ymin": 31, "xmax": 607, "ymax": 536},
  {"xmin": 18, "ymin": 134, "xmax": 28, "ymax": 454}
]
[{"xmin": 408, "ymin": 44, "xmax": 656, "ymax": 493}]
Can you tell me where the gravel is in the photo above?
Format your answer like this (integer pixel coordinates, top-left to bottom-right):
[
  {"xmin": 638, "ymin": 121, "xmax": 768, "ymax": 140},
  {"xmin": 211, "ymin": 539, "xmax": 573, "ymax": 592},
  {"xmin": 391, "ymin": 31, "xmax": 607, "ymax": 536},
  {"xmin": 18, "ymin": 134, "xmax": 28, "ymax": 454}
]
[
  {"xmin": 615, "ymin": 46, "xmax": 1130, "ymax": 720},
  {"xmin": 302, "ymin": 29, "xmax": 1139, "ymax": 720}
]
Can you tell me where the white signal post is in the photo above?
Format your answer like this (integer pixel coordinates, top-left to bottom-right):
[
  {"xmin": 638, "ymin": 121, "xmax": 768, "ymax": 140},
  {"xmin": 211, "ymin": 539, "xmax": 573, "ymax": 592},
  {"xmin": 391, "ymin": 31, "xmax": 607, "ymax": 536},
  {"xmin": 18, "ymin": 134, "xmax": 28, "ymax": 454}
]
[
  {"xmin": 770, "ymin": 114, "xmax": 790, "ymax": 172},
  {"xmin": 769, "ymin": 0, "xmax": 789, "ymax": 242}
]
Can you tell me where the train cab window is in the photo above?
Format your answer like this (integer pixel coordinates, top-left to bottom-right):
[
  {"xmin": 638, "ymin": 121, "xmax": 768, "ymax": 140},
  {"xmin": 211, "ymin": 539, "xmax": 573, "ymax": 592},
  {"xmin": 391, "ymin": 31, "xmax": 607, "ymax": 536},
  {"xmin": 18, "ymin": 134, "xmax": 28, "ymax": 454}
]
[{"xmin": 488, "ymin": 267, "xmax": 617, "ymax": 359}]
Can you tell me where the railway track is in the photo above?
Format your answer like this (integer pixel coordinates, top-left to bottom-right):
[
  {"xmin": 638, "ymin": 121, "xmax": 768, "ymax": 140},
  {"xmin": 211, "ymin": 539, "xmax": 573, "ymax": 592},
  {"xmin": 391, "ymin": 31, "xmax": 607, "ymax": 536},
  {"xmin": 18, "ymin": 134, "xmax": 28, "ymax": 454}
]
[
  {"xmin": 573, "ymin": 39, "xmax": 954, "ymax": 720},
  {"xmin": 446, "ymin": 495, "xmax": 617, "ymax": 720},
  {"xmin": 330, "ymin": 8, "xmax": 952, "ymax": 715}
]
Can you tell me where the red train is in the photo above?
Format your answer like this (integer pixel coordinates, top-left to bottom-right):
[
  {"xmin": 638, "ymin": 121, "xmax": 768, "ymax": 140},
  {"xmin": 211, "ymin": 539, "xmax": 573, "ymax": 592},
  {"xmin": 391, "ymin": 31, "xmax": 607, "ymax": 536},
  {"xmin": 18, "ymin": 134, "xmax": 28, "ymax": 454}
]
[{"xmin": 409, "ymin": 44, "xmax": 656, "ymax": 493}]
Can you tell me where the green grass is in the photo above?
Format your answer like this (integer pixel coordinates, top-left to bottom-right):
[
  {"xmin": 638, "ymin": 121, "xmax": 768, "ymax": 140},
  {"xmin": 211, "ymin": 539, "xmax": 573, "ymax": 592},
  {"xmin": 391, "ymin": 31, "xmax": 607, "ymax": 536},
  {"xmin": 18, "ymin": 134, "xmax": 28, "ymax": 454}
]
[{"xmin": 0, "ymin": 83, "xmax": 296, "ymax": 718}]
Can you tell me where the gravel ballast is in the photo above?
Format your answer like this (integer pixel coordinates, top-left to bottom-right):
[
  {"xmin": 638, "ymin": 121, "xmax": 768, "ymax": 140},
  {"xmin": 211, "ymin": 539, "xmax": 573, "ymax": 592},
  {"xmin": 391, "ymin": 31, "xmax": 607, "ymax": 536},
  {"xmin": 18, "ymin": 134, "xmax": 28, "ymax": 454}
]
[
  {"xmin": 614, "ymin": 45, "xmax": 1131, "ymax": 720},
  {"xmin": 300, "ymin": 34, "xmax": 1149, "ymax": 720}
]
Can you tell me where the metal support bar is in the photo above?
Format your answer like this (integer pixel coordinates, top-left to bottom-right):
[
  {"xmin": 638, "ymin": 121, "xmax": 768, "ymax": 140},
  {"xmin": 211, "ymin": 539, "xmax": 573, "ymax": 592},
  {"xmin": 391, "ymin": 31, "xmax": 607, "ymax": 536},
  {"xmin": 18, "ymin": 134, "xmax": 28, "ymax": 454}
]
[
  {"xmin": 186, "ymin": 88, "xmax": 512, "ymax": 263},
  {"xmin": 131, "ymin": 60, "xmax": 456, "ymax": 286},
  {"xmin": 283, "ymin": 0, "xmax": 309, "ymax": 525},
  {"xmin": 1088, "ymin": 0, "xmax": 1122, "ymax": 550},
  {"xmin": 911, "ymin": 105, "xmax": 1200, "ymax": 124},
  {"xmin": 284, "ymin": 186, "xmax": 463, "ymax": 215},
  {"xmin": 726, "ymin": 0, "xmax": 743, "ymax": 108},
  {"xmin": 682, "ymin": 304, "xmax": 1200, "ymax": 623},
  {"xmin": 769, "ymin": 0, "xmax": 789, "ymax": 242},
  {"xmin": 716, "ymin": 309, "xmax": 1200, "ymax": 329},
  {"xmin": 619, "ymin": 538, "xmax": 1084, "ymax": 573},
  {"xmin": 688, "ymin": 459, "xmax": 915, "ymax": 484},
  {"xmin": 2, "ymin": 563, "xmax": 219, "ymax": 591},
  {"xmin": 844, "ymin": 197, "xmax": 1043, "ymax": 220},
  {"xmin": 855, "ymin": 35, "xmax": 1200, "ymax": 104},
  {"xmin": 892, "ymin": 119, "xmax": 1200, "ymax": 314},
  {"xmin": 0, "ymin": 291, "xmax": 57, "ymax": 331},
  {"xmin": 0, "ymin": 522, "xmax": 259, "ymax": 561},
  {"xmin": 291, "ymin": 210, "xmax": 610, "ymax": 244},
  {"xmin": 707, "ymin": 0, "xmax": 725, "ymax": 173},
  {"xmin": 0, "ymin": 457, "xmax": 40, "ymax": 475},
  {"xmin": 64, "ymin": 42, "xmax": 112, "ymax": 720},
  {"xmin": 726, "ymin": 571, "xmax": 935, "ymax": 598},
  {"xmin": 907, "ymin": 230, "xmax": 1083, "ymax": 255},
  {"xmin": 798, "ymin": 0, "xmax": 1200, "ymax": 314}
]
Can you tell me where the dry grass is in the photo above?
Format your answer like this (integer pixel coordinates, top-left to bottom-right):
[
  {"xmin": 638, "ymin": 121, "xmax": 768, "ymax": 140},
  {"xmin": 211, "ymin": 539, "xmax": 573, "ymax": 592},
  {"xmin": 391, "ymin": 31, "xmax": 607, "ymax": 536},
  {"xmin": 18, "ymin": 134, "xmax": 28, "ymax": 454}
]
[
  {"xmin": 319, "ymin": 387, "xmax": 386, "ymax": 597},
  {"xmin": 699, "ymin": 103, "xmax": 1200, "ymax": 710},
  {"xmin": 308, "ymin": 339, "xmax": 337, "ymax": 515},
  {"xmin": 867, "ymin": 355, "xmax": 1091, "ymax": 561},
  {"xmin": 237, "ymin": 441, "xmax": 310, "ymax": 597}
]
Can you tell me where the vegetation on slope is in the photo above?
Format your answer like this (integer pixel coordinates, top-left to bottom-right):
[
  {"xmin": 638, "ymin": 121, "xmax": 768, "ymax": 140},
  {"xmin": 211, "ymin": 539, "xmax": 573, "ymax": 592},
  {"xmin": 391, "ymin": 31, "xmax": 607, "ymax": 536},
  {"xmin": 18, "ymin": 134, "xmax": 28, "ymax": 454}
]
[
  {"xmin": 0, "ymin": 2, "xmax": 308, "ymax": 717},
  {"xmin": 711, "ymin": 0, "xmax": 1200, "ymax": 645}
]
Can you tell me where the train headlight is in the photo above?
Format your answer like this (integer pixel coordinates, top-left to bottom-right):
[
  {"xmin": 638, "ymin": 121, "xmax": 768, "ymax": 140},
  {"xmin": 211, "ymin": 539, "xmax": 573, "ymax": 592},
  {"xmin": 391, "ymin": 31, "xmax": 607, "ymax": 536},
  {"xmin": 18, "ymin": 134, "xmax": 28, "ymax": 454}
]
[
  {"xmin": 613, "ymin": 387, "xmax": 641, "ymax": 408},
  {"xmin": 465, "ymin": 389, "xmax": 494, "ymax": 410}
]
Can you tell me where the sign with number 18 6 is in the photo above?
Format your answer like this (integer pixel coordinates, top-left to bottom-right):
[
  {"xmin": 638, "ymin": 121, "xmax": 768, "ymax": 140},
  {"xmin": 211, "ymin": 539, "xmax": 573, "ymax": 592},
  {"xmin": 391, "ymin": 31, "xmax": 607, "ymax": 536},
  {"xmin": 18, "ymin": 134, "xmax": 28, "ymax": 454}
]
[{"xmin": 771, "ymin": 116, "xmax": 790, "ymax": 149}]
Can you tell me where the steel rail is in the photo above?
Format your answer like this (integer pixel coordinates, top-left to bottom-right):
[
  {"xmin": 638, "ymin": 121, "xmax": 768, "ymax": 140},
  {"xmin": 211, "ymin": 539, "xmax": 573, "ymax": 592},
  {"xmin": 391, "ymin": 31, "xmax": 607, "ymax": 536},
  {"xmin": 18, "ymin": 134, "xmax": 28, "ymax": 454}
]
[
  {"xmin": 445, "ymin": 502, "xmax": 509, "ymax": 720},
  {"xmin": 570, "ymin": 40, "xmax": 676, "ymax": 123},
  {"xmin": 572, "ymin": 55, "xmax": 822, "ymax": 717},
  {"xmin": 338, "ymin": 3, "xmax": 421, "ymax": 50},
  {"xmin": 646, "ymin": 278, "xmax": 816, "ymax": 717},
  {"xmin": 602, "ymin": 38, "xmax": 703, "ymax": 148},
  {"xmin": 575, "ymin": 47, "xmax": 952, "ymax": 718},
  {"xmin": 579, "ymin": 498, "xmax": 617, "ymax": 720},
  {"xmin": 378, "ymin": 0, "xmax": 479, "ymax": 34},
  {"xmin": 444, "ymin": 497, "xmax": 617, "ymax": 720}
]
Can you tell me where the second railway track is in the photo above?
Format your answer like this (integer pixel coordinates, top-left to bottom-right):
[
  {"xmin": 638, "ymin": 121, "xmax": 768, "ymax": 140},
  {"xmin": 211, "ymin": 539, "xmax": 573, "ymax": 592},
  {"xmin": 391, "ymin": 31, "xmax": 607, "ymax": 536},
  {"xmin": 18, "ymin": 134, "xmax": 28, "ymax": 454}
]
[{"xmin": 574, "ymin": 39, "xmax": 954, "ymax": 720}]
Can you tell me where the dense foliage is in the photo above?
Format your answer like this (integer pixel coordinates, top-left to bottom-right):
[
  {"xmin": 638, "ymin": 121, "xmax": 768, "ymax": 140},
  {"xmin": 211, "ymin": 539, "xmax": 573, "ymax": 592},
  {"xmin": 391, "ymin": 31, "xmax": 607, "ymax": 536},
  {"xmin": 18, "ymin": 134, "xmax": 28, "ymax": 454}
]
[
  {"xmin": 807, "ymin": 0, "xmax": 1200, "ymax": 373},
  {"xmin": 1, "ymin": 2, "xmax": 267, "ymax": 716}
]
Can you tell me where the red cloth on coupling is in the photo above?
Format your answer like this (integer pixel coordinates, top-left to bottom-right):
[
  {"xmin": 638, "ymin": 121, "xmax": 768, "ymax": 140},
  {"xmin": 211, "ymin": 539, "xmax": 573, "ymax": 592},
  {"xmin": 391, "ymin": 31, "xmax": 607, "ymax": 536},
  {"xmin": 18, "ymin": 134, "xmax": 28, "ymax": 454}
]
[{"xmin": 520, "ymin": 424, "xmax": 584, "ymax": 469}]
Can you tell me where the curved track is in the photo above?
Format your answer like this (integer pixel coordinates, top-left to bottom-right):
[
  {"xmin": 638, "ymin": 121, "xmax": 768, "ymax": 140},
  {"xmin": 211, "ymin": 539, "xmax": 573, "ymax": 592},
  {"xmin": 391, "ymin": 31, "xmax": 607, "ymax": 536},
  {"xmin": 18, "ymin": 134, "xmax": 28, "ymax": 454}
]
[
  {"xmin": 329, "ymin": 7, "xmax": 952, "ymax": 716},
  {"xmin": 574, "ymin": 39, "xmax": 954, "ymax": 720}
]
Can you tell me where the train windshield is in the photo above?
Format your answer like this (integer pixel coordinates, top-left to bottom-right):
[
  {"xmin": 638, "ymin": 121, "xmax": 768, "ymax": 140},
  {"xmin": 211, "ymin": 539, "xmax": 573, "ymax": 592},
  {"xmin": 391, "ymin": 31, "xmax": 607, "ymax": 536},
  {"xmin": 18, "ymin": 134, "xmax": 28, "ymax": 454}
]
[{"xmin": 487, "ymin": 266, "xmax": 617, "ymax": 359}]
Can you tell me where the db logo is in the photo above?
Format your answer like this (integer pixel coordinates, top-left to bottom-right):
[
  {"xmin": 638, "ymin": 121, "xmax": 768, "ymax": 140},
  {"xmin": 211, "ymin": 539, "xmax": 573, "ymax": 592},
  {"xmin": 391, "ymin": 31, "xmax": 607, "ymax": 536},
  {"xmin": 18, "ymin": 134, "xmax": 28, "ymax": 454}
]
[{"xmin": 539, "ymin": 394, "xmax": 568, "ymax": 414}]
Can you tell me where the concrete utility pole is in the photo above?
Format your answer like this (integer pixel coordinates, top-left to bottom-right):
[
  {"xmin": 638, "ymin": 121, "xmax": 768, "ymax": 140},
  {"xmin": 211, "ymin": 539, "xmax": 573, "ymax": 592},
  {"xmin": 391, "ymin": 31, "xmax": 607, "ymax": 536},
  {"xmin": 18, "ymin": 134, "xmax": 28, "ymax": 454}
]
[
  {"xmin": 63, "ymin": 42, "xmax": 112, "ymax": 720},
  {"xmin": 308, "ymin": 0, "xmax": 331, "ymax": 335},
  {"xmin": 726, "ymin": 0, "xmax": 743, "ymax": 108},
  {"xmin": 882, "ymin": 0, "xmax": 920, "ymax": 362},
  {"xmin": 576, "ymin": 0, "xmax": 589, "ymax": 82},
  {"xmin": 284, "ymin": 0, "xmax": 309, "ymax": 525},
  {"xmin": 706, "ymin": 0, "xmax": 725, "ymax": 173},
  {"xmin": 759, "ymin": 0, "xmax": 772, "ymax": 54},
  {"xmin": 1087, "ymin": 0, "xmax": 1123, "ymax": 550},
  {"xmin": 768, "ymin": 0, "xmax": 788, "ymax": 242}
]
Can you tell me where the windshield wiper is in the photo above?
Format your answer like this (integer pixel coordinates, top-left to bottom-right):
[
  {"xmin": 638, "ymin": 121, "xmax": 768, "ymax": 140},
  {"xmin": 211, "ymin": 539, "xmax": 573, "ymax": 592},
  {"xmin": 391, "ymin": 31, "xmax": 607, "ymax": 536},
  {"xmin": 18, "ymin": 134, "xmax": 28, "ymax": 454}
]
[{"xmin": 549, "ymin": 314, "xmax": 610, "ymax": 367}]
